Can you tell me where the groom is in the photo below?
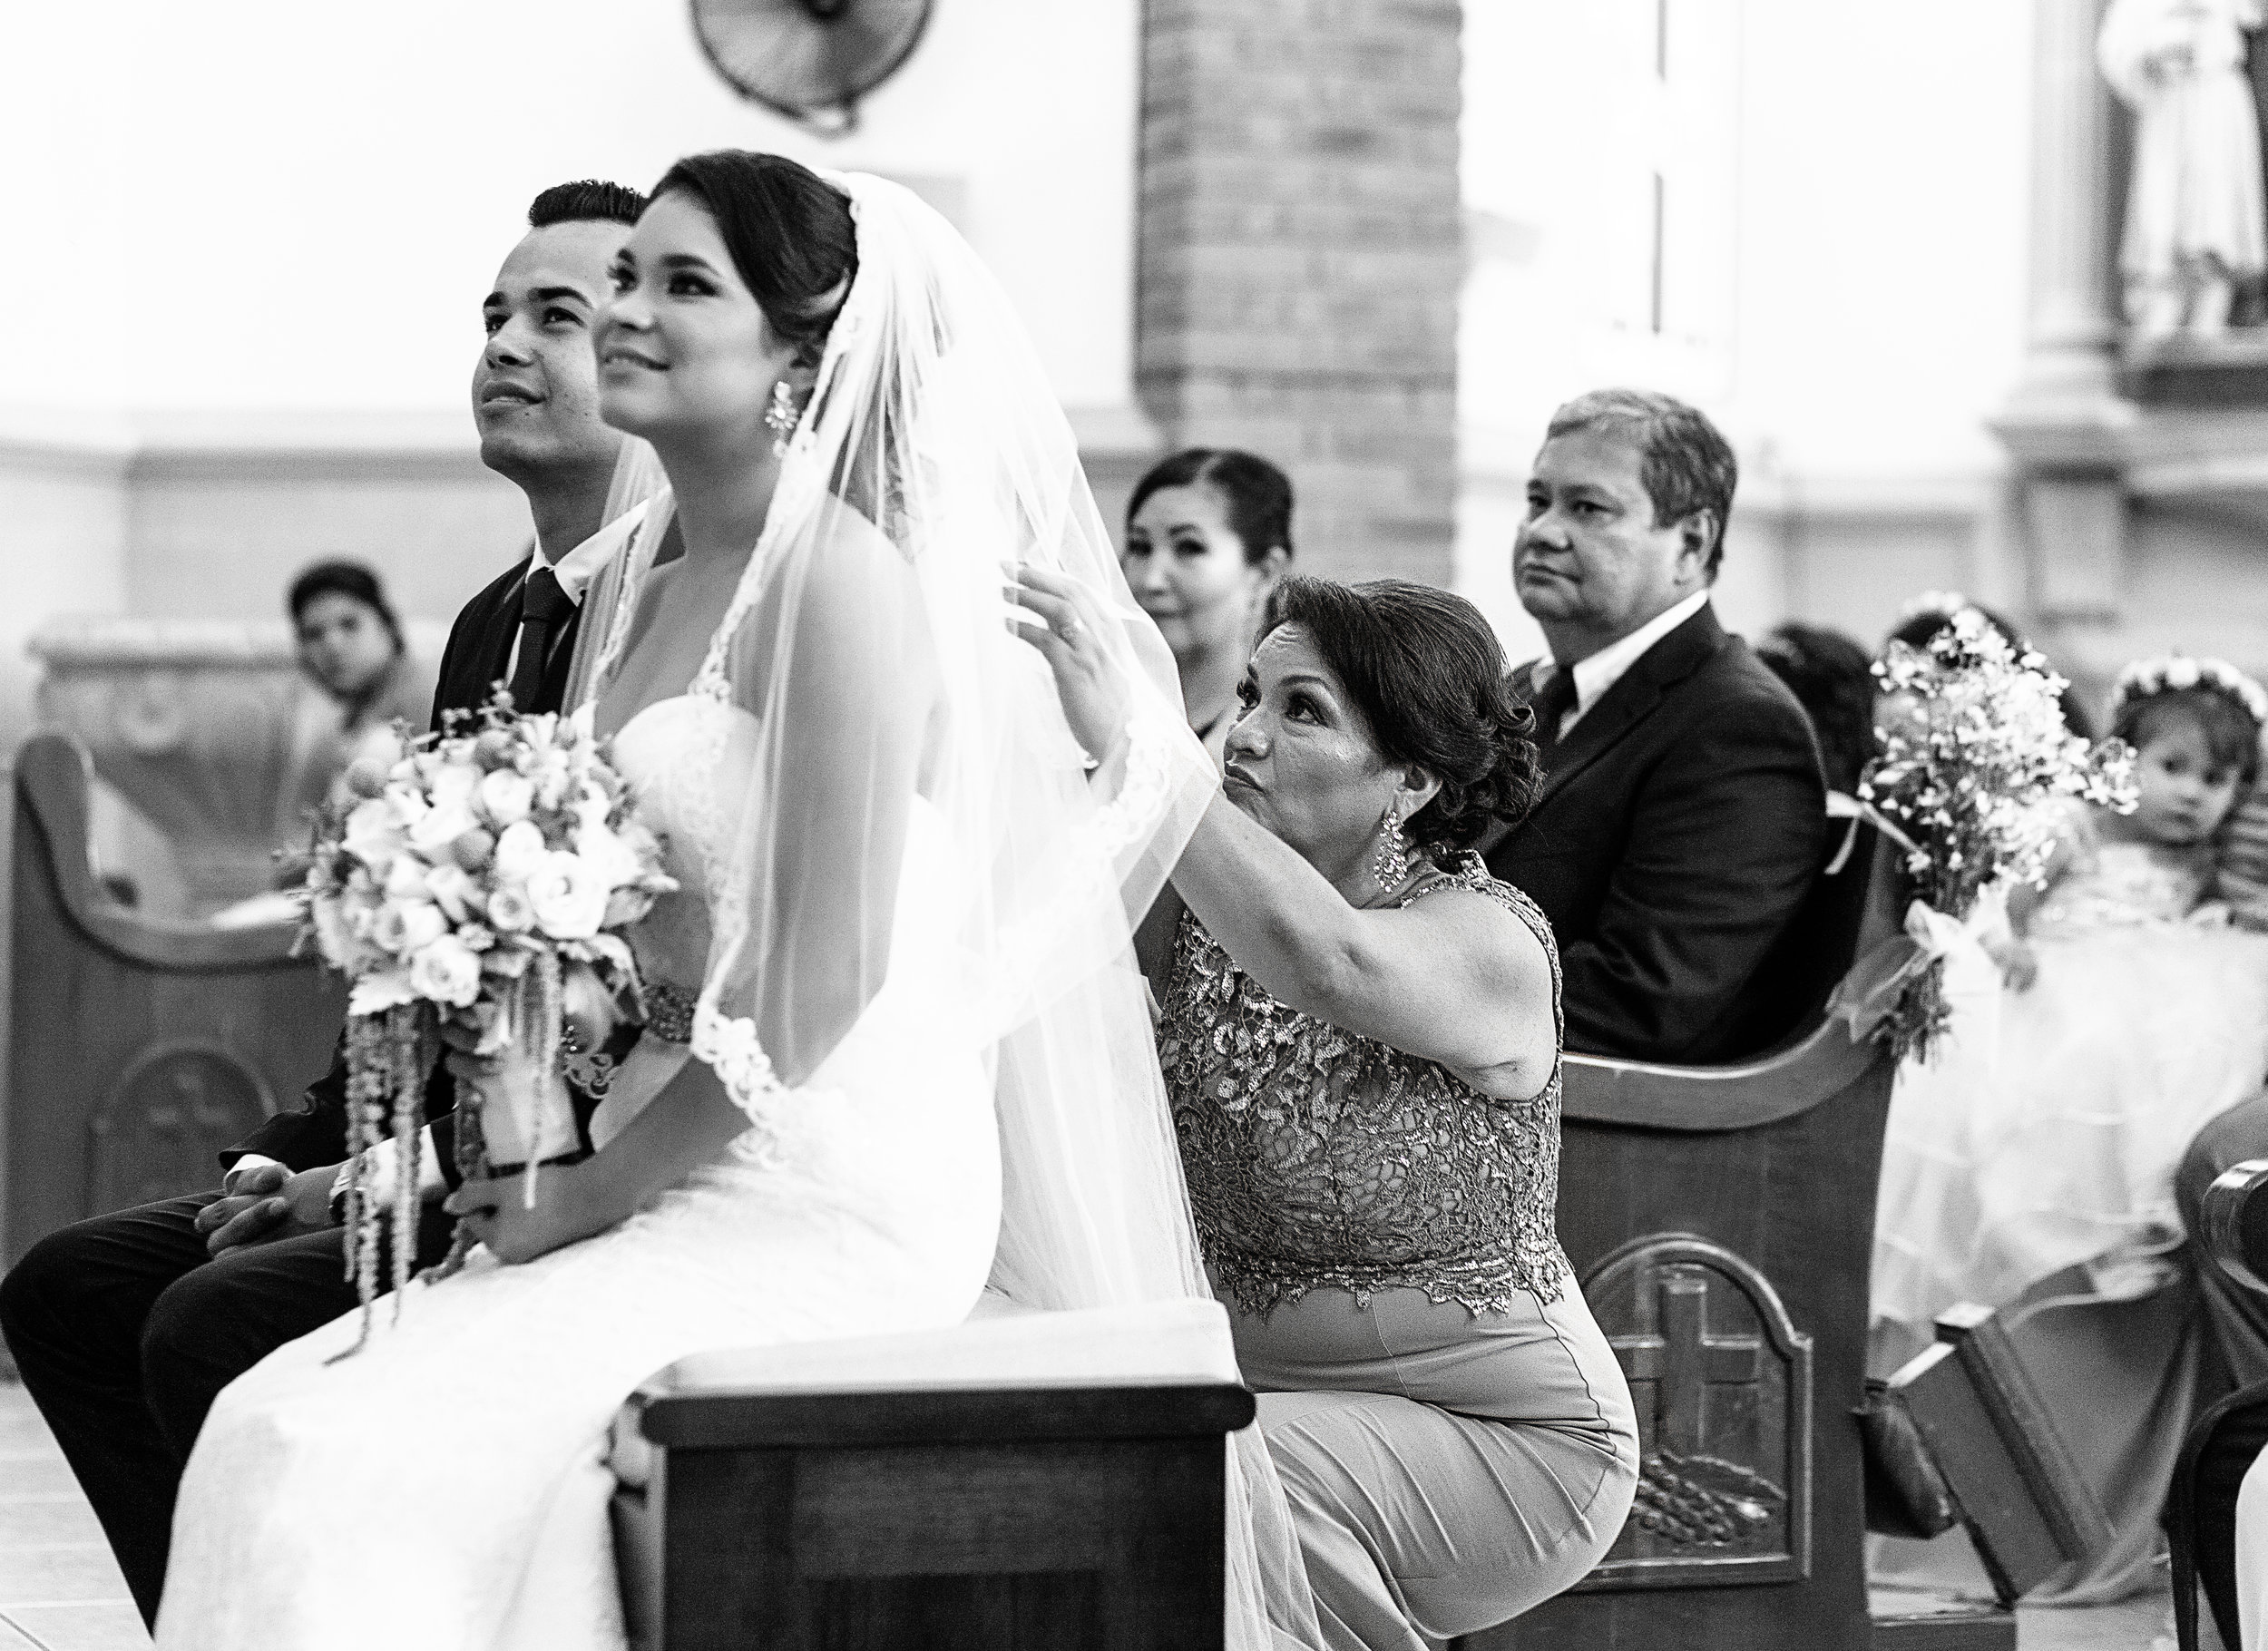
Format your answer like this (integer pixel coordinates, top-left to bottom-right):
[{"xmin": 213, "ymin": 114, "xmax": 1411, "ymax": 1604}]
[{"xmin": 0, "ymin": 178, "xmax": 650, "ymax": 1627}]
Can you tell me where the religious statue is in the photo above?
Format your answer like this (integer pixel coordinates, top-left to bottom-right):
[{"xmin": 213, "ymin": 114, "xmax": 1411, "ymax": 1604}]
[{"xmin": 2100, "ymin": 0, "xmax": 2267, "ymax": 337}]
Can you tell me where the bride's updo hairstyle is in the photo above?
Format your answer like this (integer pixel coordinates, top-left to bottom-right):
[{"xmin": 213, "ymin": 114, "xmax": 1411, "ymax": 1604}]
[
  {"xmin": 1258, "ymin": 577, "xmax": 1541, "ymax": 854},
  {"xmin": 647, "ymin": 151, "xmax": 858, "ymax": 367}
]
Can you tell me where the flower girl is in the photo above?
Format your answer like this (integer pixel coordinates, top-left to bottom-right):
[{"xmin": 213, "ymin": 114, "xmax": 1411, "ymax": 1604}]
[{"xmin": 1874, "ymin": 655, "xmax": 2268, "ymax": 1330}]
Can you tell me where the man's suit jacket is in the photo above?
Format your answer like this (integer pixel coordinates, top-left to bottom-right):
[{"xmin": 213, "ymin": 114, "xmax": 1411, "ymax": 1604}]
[
  {"xmin": 1482, "ymin": 605, "xmax": 1829, "ymax": 1065},
  {"xmin": 222, "ymin": 553, "xmax": 590, "ymax": 1180}
]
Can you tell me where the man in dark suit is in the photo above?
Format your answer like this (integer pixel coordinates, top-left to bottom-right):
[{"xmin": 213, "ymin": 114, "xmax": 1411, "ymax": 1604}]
[
  {"xmin": 1481, "ymin": 388, "xmax": 1827, "ymax": 1064},
  {"xmin": 0, "ymin": 179, "xmax": 653, "ymax": 1627}
]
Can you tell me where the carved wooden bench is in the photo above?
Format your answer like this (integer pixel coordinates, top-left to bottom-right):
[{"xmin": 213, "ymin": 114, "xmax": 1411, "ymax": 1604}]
[
  {"xmin": 1, "ymin": 732, "xmax": 346, "ymax": 1272},
  {"xmin": 609, "ymin": 1298, "xmax": 1254, "ymax": 1651},
  {"xmin": 1465, "ymin": 832, "xmax": 1901, "ymax": 1651},
  {"xmin": 2168, "ymin": 1158, "xmax": 2268, "ymax": 1651}
]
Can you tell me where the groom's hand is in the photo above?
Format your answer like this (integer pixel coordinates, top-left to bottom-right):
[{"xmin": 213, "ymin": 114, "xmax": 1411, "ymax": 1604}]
[{"xmin": 197, "ymin": 1163, "xmax": 343, "ymax": 1257}]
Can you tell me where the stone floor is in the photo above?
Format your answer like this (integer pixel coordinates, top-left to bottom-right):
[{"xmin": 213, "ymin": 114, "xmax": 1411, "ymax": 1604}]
[{"xmin": 0, "ymin": 1377, "xmax": 2204, "ymax": 1650}]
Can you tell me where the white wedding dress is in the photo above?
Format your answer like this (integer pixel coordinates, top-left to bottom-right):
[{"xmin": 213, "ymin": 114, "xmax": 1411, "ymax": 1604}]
[{"xmin": 156, "ymin": 692, "xmax": 1000, "ymax": 1651}]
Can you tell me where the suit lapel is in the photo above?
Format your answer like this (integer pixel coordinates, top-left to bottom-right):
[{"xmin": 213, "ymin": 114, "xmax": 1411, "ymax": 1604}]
[{"xmin": 1511, "ymin": 607, "xmax": 1731, "ymax": 822}]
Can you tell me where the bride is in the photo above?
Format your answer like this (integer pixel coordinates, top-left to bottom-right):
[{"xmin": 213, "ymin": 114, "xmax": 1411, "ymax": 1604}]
[{"xmin": 155, "ymin": 152, "xmax": 1304, "ymax": 1650}]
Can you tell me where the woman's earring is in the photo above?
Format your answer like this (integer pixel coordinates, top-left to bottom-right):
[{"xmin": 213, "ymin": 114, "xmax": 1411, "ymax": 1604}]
[
  {"xmin": 763, "ymin": 381, "xmax": 800, "ymax": 456},
  {"xmin": 1371, "ymin": 802, "xmax": 1411, "ymax": 892}
]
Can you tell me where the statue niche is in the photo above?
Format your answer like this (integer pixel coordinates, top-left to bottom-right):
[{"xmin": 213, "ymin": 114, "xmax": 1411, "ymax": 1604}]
[
  {"xmin": 2101, "ymin": 0, "xmax": 2268, "ymax": 337},
  {"xmin": 1573, "ymin": 1234, "xmax": 1814, "ymax": 1590}
]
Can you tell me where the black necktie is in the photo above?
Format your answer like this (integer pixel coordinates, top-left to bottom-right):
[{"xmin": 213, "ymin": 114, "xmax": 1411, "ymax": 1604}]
[
  {"xmin": 505, "ymin": 566, "xmax": 573, "ymax": 712},
  {"xmin": 1529, "ymin": 667, "xmax": 1579, "ymax": 757}
]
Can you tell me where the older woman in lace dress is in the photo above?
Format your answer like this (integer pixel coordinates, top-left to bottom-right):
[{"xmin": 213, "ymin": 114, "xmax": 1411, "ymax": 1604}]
[{"xmin": 1013, "ymin": 571, "xmax": 1638, "ymax": 1651}]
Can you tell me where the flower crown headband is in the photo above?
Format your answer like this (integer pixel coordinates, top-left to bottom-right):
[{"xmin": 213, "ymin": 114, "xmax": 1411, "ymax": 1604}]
[{"xmin": 2110, "ymin": 653, "xmax": 2268, "ymax": 728}]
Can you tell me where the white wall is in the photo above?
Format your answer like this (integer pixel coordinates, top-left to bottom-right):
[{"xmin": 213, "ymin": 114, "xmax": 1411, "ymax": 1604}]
[
  {"xmin": 1, "ymin": 0, "xmax": 1142, "ymax": 419},
  {"xmin": 1458, "ymin": 0, "xmax": 2037, "ymax": 656}
]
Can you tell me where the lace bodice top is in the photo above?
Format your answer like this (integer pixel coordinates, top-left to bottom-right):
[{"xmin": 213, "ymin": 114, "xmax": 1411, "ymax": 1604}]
[
  {"xmin": 2028, "ymin": 806, "xmax": 2215, "ymax": 938},
  {"xmin": 1158, "ymin": 853, "xmax": 1570, "ymax": 1318}
]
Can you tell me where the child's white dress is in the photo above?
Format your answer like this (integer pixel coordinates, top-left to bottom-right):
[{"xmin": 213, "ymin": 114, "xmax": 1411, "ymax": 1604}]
[{"xmin": 1873, "ymin": 812, "xmax": 2268, "ymax": 1329}]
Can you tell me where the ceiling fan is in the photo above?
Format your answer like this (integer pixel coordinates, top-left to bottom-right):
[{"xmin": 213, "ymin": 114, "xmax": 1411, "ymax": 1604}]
[{"xmin": 690, "ymin": 0, "xmax": 934, "ymax": 137}]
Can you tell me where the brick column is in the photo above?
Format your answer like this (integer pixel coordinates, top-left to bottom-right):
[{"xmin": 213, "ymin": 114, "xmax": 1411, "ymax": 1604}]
[{"xmin": 1137, "ymin": 0, "xmax": 1463, "ymax": 583}]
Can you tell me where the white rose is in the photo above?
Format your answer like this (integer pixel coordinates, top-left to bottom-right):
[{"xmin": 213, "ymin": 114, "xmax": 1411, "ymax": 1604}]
[
  {"xmin": 408, "ymin": 935, "xmax": 483, "ymax": 1008},
  {"xmin": 524, "ymin": 851, "xmax": 611, "ymax": 941},
  {"xmin": 384, "ymin": 853, "xmax": 434, "ymax": 902},
  {"xmin": 428, "ymin": 762, "xmax": 481, "ymax": 811},
  {"xmin": 574, "ymin": 820, "xmax": 645, "ymax": 891},
  {"xmin": 493, "ymin": 820, "xmax": 548, "ymax": 882},
  {"xmin": 424, "ymin": 863, "xmax": 477, "ymax": 923},
  {"xmin": 409, "ymin": 799, "xmax": 482, "ymax": 855},
  {"xmin": 343, "ymin": 799, "xmax": 406, "ymax": 877},
  {"xmin": 479, "ymin": 769, "xmax": 535, "ymax": 826},
  {"xmin": 396, "ymin": 900, "xmax": 450, "ymax": 954},
  {"xmin": 2167, "ymin": 658, "xmax": 2202, "ymax": 689},
  {"xmin": 487, "ymin": 885, "xmax": 535, "ymax": 933},
  {"xmin": 383, "ymin": 784, "xmax": 430, "ymax": 830}
]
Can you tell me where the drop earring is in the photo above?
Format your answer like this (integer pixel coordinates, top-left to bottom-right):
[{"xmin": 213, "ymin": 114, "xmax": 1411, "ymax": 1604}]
[
  {"xmin": 1371, "ymin": 801, "xmax": 1410, "ymax": 893},
  {"xmin": 763, "ymin": 380, "xmax": 800, "ymax": 456}
]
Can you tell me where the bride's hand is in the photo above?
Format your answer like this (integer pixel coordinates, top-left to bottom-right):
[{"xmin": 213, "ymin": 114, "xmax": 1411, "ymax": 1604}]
[
  {"xmin": 443, "ymin": 1162, "xmax": 604, "ymax": 1265},
  {"xmin": 1007, "ymin": 562, "xmax": 1132, "ymax": 770}
]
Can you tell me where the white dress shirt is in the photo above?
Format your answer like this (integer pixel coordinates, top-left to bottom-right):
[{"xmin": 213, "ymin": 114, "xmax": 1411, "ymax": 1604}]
[
  {"xmin": 1546, "ymin": 590, "xmax": 1712, "ymax": 738},
  {"xmin": 222, "ymin": 503, "xmax": 652, "ymax": 1205}
]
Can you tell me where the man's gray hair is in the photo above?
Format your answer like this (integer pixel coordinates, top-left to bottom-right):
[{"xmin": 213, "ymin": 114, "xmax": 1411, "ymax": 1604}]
[{"xmin": 1547, "ymin": 388, "xmax": 1738, "ymax": 576}]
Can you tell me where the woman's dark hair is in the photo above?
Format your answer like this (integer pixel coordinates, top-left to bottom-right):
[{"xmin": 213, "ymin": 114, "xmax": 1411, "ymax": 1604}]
[
  {"xmin": 287, "ymin": 561, "xmax": 403, "ymax": 652},
  {"xmin": 1756, "ymin": 622, "xmax": 1875, "ymax": 795},
  {"xmin": 648, "ymin": 151, "xmax": 857, "ymax": 369},
  {"xmin": 1258, "ymin": 577, "xmax": 1540, "ymax": 852},
  {"xmin": 1886, "ymin": 601, "xmax": 2097, "ymax": 741},
  {"xmin": 2112, "ymin": 688, "xmax": 2263, "ymax": 789},
  {"xmin": 1127, "ymin": 448, "xmax": 1295, "ymax": 564}
]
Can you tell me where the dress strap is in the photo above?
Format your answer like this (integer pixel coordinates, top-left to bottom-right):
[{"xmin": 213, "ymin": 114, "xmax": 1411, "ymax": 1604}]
[{"xmin": 1398, "ymin": 852, "xmax": 1563, "ymax": 1037}]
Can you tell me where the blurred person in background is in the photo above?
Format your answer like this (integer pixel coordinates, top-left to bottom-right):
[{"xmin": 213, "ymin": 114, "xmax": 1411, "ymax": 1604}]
[
  {"xmin": 1122, "ymin": 447, "xmax": 1293, "ymax": 767},
  {"xmin": 279, "ymin": 561, "xmax": 433, "ymax": 830},
  {"xmin": 1481, "ymin": 387, "xmax": 1829, "ymax": 1063}
]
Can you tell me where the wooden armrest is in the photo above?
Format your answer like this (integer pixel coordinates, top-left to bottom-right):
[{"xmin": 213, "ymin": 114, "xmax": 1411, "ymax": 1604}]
[
  {"xmin": 15, "ymin": 733, "xmax": 304, "ymax": 971},
  {"xmin": 2203, "ymin": 1158, "xmax": 2268, "ymax": 1293},
  {"xmin": 619, "ymin": 1301, "xmax": 1254, "ymax": 1457},
  {"xmin": 1561, "ymin": 1012, "xmax": 1881, "ymax": 1132}
]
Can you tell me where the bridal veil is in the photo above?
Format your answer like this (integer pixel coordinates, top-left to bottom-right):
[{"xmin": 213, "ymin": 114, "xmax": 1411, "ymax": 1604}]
[{"xmin": 580, "ymin": 171, "xmax": 1316, "ymax": 1648}]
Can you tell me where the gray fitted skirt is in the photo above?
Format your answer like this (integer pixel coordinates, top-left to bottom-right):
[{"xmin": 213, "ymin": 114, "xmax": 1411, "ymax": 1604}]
[{"xmin": 1231, "ymin": 1268, "xmax": 1638, "ymax": 1651}]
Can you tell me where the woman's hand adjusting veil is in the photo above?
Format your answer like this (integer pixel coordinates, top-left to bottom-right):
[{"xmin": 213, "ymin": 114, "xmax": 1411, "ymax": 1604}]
[{"xmin": 1007, "ymin": 562, "xmax": 1134, "ymax": 770}]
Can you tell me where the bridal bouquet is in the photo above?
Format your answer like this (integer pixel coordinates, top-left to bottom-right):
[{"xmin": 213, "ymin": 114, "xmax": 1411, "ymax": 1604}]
[
  {"xmin": 1843, "ymin": 608, "xmax": 2133, "ymax": 1063},
  {"xmin": 295, "ymin": 692, "xmax": 674, "ymax": 1340}
]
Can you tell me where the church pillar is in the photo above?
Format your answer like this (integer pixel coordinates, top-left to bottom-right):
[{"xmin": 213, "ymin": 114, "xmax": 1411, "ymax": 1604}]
[
  {"xmin": 1993, "ymin": 0, "xmax": 2132, "ymax": 677},
  {"xmin": 1135, "ymin": 0, "xmax": 1463, "ymax": 582}
]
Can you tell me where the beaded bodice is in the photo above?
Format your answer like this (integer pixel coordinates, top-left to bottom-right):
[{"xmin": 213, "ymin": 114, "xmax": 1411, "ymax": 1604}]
[
  {"xmin": 1159, "ymin": 853, "xmax": 1569, "ymax": 1317},
  {"xmin": 2029, "ymin": 813, "xmax": 2214, "ymax": 939}
]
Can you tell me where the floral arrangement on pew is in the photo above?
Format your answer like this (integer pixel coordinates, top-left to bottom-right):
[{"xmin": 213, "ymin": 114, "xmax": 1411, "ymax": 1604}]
[
  {"xmin": 1835, "ymin": 608, "xmax": 2134, "ymax": 1064},
  {"xmin": 293, "ymin": 691, "xmax": 674, "ymax": 1349}
]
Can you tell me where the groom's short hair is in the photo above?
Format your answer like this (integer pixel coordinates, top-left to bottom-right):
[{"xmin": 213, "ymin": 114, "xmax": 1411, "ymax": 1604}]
[{"xmin": 526, "ymin": 180, "xmax": 645, "ymax": 230}]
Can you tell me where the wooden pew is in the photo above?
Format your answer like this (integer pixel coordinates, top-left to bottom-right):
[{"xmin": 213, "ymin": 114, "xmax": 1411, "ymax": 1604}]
[
  {"xmin": 1, "ymin": 733, "xmax": 346, "ymax": 1271},
  {"xmin": 2168, "ymin": 1158, "xmax": 2268, "ymax": 1651},
  {"xmin": 1467, "ymin": 832, "xmax": 1902, "ymax": 1651},
  {"xmin": 610, "ymin": 1299, "xmax": 1255, "ymax": 1651}
]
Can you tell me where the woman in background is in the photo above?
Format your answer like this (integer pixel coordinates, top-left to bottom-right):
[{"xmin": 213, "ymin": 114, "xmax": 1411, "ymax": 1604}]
[
  {"xmin": 280, "ymin": 561, "xmax": 431, "ymax": 829},
  {"xmin": 1122, "ymin": 448, "xmax": 1293, "ymax": 767}
]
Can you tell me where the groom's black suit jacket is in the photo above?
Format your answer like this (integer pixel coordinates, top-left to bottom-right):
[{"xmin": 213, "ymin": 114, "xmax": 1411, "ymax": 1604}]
[
  {"xmin": 221, "ymin": 553, "xmax": 589, "ymax": 1182},
  {"xmin": 1481, "ymin": 605, "xmax": 1829, "ymax": 1065}
]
